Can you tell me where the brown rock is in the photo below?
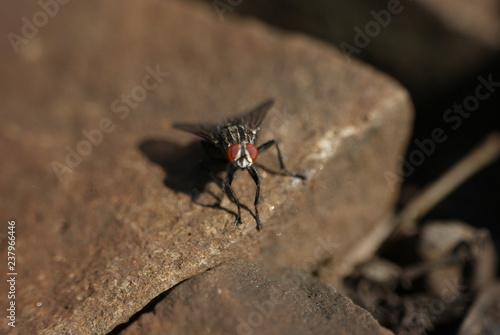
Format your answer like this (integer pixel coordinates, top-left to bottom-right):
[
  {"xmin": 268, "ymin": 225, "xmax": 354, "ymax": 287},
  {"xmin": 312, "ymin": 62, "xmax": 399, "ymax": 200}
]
[
  {"xmin": 117, "ymin": 260, "xmax": 394, "ymax": 335},
  {"xmin": 0, "ymin": 0, "xmax": 412, "ymax": 334}
]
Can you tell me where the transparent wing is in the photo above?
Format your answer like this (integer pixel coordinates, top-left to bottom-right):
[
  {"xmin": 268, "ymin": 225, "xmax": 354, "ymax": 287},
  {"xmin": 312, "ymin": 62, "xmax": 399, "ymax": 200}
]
[
  {"xmin": 174, "ymin": 99, "xmax": 274, "ymax": 142},
  {"xmin": 173, "ymin": 122, "xmax": 218, "ymax": 143},
  {"xmin": 236, "ymin": 99, "xmax": 274, "ymax": 130}
]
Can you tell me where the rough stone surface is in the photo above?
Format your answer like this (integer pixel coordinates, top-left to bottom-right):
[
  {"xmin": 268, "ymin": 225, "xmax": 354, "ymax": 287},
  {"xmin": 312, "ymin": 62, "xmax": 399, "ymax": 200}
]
[
  {"xmin": 459, "ymin": 282, "xmax": 500, "ymax": 335},
  {"xmin": 0, "ymin": 0, "xmax": 412, "ymax": 334},
  {"xmin": 118, "ymin": 260, "xmax": 393, "ymax": 335}
]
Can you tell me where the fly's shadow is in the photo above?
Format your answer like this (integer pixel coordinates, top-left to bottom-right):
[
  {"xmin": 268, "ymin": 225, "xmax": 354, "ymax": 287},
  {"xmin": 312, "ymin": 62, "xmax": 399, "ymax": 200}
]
[{"xmin": 138, "ymin": 139, "xmax": 252, "ymax": 219}]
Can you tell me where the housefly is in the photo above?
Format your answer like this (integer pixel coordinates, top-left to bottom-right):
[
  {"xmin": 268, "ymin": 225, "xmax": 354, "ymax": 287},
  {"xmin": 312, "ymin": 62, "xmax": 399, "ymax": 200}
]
[{"xmin": 173, "ymin": 99, "xmax": 306, "ymax": 230}]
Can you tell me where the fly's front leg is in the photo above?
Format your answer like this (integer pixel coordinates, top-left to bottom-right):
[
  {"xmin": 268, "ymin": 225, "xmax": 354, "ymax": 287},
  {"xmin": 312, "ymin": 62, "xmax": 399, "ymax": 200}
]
[
  {"xmin": 257, "ymin": 140, "xmax": 306, "ymax": 180},
  {"xmin": 200, "ymin": 158, "xmax": 225, "ymax": 192},
  {"xmin": 195, "ymin": 158, "xmax": 228, "ymax": 207},
  {"xmin": 224, "ymin": 164, "xmax": 242, "ymax": 225},
  {"xmin": 248, "ymin": 166, "xmax": 262, "ymax": 230}
]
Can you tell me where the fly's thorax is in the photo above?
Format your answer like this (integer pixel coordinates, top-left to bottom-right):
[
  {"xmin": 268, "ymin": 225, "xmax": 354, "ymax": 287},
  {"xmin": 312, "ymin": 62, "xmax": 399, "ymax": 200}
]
[
  {"xmin": 226, "ymin": 142, "xmax": 259, "ymax": 168},
  {"xmin": 217, "ymin": 124, "xmax": 258, "ymax": 150}
]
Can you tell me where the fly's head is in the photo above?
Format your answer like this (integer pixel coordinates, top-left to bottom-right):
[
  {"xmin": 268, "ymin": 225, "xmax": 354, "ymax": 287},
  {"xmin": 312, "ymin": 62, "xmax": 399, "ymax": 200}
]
[{"xmin": 226, "ymin": 142, "xmax": 259, "ymax": 169}]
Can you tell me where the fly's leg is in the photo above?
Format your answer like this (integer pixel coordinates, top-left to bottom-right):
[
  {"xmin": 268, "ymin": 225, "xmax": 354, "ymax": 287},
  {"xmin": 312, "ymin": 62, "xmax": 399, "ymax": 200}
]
[
  {"xmin": 248, "ymin": 166, "xmax": 262, "ymax": 230},
  {"xmin": 224, "ymin": 164, "xmax": 242, "ymax": 225},
  {"xmin": 257, "ymin": 140, "xmax": 306, "ymax": 180},
  {"xmin": 193, "ymin": 158, "xmax": 226, "ymax": 206},
  {"xmin": 199, "ymin": 158, "xmax": 225, "ymax": 188}
]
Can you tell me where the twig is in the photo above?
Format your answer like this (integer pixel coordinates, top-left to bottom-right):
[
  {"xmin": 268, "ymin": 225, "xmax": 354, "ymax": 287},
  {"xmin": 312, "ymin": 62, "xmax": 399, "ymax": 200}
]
[
  {"xmin": 396, "ymin": 132, "xmax": 500, "ymax": 235},
  {"xmin": 333, "ymin": 132, "xmax": 500, "ymax": 280}
]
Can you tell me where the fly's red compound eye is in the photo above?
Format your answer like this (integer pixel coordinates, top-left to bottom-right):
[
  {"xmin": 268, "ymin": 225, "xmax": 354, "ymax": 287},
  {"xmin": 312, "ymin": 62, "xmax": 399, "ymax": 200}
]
[
  {"xmin": 245, "ymin": 143, "xmax": 259, "ymax": 162},
  {"xmin": 227, "ymin": 144, "xmax": 241, "ymax": 162}
]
